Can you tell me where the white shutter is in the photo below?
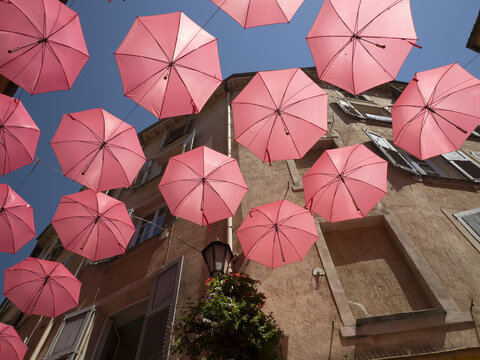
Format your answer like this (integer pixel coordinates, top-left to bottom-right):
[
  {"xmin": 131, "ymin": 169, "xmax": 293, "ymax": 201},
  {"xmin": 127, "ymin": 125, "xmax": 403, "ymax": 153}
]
[
  {"xmin": 182, "ymin": 128, "xmax": 195, "ymax": 153},
  {"xmin": 334, "ymin": 98, "xmax": 365, "ymax": 118},
  {"xmin": 454, "ymin": 207, "xmax": 480, "ymax": 244},
  {"xmin": 442, "ymin": 151, "xmax": 480, "ymax": 182},
  {"xmin": 363, "ymin": 129, "xmax": 420, "ymax": 174}
]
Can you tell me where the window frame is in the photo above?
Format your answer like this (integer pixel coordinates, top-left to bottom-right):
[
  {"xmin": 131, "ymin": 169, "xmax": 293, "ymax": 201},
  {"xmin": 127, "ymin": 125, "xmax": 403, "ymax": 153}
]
[
  {"xmin": 454, "ymin": 207, "xmax": 480, "ymax": 244},
  {"xmin": 45, "ymin": 306, "xmax": 96, "ymax": 360},
  {"xmin": 128, "ymin": 206, "xmax": 173, "ymax": 249},
  {"xmin": 442, "ymin": 150, "xmax": 480, "ymax": 182}
]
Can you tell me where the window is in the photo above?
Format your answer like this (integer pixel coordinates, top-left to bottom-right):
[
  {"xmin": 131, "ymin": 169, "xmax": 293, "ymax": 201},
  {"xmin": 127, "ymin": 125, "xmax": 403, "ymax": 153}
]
[
  {"xmin": 364, "ymin": 129, "xmax": 449, "ymax": 177},
  {"xmin": 334, "ymin": 89, "xmax": 392, "ymax": 123},
  {"xmin": 95, "ymin": 258, "xmax": 184, "ymax": 360},
  {"xmin": 454, "ymin": 207, "xmax": 480, "ymax": 244},
  {"xmin": 442, "ymin": 151, "xmax": 480, "ymax": 182},
  {"xmin": 46, "ymin": 306, "xmax": 96, "ymax": 360},
  {"xmin": 128, "ymin": 207, "xmax": 175, "ymax": 249},
  {"xmin": 363, "ymin": 129, "xmax": 420, "ymax": 174},
  {"xmin": 163, "ymin": 119, "xmax": 191, "ymax": 148},
  {"xmin": 135, "ymin": 256, "xmax": 183, "ymax": 360}
]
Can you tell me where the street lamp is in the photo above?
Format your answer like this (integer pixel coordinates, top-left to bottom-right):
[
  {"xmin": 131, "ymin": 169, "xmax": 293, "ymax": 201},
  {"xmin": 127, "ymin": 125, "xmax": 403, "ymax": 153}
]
[{"xmin": 201, "ymin": 239, "xmax": 233, "ymax": 276}]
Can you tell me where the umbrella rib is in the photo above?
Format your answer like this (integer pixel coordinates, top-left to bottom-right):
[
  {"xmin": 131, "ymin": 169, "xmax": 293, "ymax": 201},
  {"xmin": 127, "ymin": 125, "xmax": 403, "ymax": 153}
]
[
  {"xmin": 175, "ymin": 39, "xmax": 218, "ymax": 64},
  {"xmin": 258, "ymin": 72, "xmax": 281, "ymax": 109},
  {"xmin": 431, "ymin": 81, "xmax": 480, "ymax": 108},
  {"xmin": 137, "ymin": 17, "xmax": 171, "ymax": 62},
  {"xmin": 279, "ymin": 108, "xmax": 327, "ymax": 130},
  {"xmin": 281, "ymin": 84, "xmax": 325, "ymax": 109},
  {"xmin": 3, "ymin": 45, "xmax": 44, "ymax": 89},
  {"xmin": 203, "ymin": 181, "xmax": 236, "ymax": 215},
  {"xmin": 47, "ymin": 0, "xmax": 62, "ymax": 39},
  {"xmin": 169, "ymin": 157, "xmax": 203, "ymax": 179},
  {"xmin": 343, "ymin": 176, "xmax": 387, "ymax": 193},
  {"xmin": 357, "ymin": 0, "xmax": 406, "ymax": 35},
  {"xmin": 7, "ymin": 2, "xmax": 43, "ymax": 38},
  {"xmin": 273, "ymin": 0, "xmax": 290, "ymax": 22},
  {"xmin": 49, "ymin": 277, "xmax": 79, "ymax": 307},
  {"xmin": 277, "ymin": 69, "xmax": 299, "ymax": 111},
  {"xmin": 317, "ymin": 39, "xmax": 353, "ymax": 80},
  {"xmin": 44, "ymin": 41, "xmax": 70, "ymax": 88},
  {"xmin": 235, "ymin": 111, "xmax": 277, "ymax": 139},
  {"xmin": 277, "ymin": 227, "xmax": 303, "ymax": 260},
  {"xmin": 0, "ymin": 126, "xmax": 36, "ymax": 162},
  {"xmin": 432, "ymin": 106, "xmax": 480, "ymax": 120},
  {"xmin": 0, "ymin": 96, "xmax": 16, "ymax": 123},
  {"xmin": 97, "ymin": 216, "xmax": 131, "ymax": 249},
  {"xmin": 343, "ymin": 158, "xmax": 386, "ymax": 177},
  {"xmin": 173, "ymin": 62, "xmax": 221, "ymax": 83},
  {"xmin": 157, "ymin": 66, "xmax": 179, "ymax": 119},
  {"xmin": 357, "ymin": 39, "xmax": 396, "ymax": 79},
  {"xmin": 429, "ymin": 112, "xmax": 461, "ymax": 149},
  {"xmin": 47, "ymin": 38, "xmax": 89, "ymax": 58},
  {"xmin": 329, "ymin": 0, "xmax": 355, "ymax": 34},
  {"xmin": 102, "ymin": 145, "xmax": 130, "ymax": 186},
  {"xmin": 64, "ymin": 113, "xmax": 104, "ymax": 143},
  {"xmin": 242, "ymin": 227, "xmax": 275, "ymax": 257},
  {"xmin": 249, "ymin": 207, "xmax": 276, "ymax": 224},
  {"xmin": 427, "ymin": 63, "xmax": 455, "ymax": 104}
]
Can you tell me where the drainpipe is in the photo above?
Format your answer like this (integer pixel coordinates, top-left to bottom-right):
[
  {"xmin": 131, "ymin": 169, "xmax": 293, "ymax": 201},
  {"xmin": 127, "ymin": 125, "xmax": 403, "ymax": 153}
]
[{"xmin": 225, "ymin": 81, "xmax": 233, "ymax": 250}]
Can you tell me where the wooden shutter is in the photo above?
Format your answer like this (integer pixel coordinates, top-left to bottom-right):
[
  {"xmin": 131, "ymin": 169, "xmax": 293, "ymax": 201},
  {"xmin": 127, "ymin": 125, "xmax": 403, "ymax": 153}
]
[
  {"xmin": 442, "ymin": 151, "xmax": 480, "ymax": 182},
  {"xmin": 135, "ymin": 257, "xmax": 183, "ymax": 360},
  {"xmin": 131, "ymin": 160, "xmax": 153, "ymax": 189},
  {"xmin": 363, "ymin": 129, "xmax": 421, "ymax": 174},
  {"xmin": 46, "ymin": 306, "xmax": 96, "ymax": 360}
]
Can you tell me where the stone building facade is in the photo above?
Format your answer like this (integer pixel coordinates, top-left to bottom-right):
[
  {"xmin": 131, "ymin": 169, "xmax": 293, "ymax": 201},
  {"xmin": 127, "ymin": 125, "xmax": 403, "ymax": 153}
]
[{"xmin": 1, "ymin": 68, "xmax": 480, "ymax": 359}]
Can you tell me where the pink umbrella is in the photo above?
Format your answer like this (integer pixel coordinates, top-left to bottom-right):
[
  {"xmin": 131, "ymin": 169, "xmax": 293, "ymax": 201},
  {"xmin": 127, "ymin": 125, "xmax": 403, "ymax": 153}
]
[
  {"xmin": 392, "ymin": 63, "xmax": 480, "ymax": 160},
  {"xmin": 0, "ymin": 323, "xmax": 27, "ymax": 360},
  {"xmin": 51, "ymin": 190, "xmax": 135, "ymax": 261},
  {"xmin": 237, "ymin": 199, "xmax": 318, "ymax": 268},
  {"xmin": 50, "ymin": 108, "xmax": 146, "ymax": 192},
  {"xmin": 0, "ymin": 94, "xmax": 40, "ymax": 175},
  {"xmin": 303, "ymin": 144, "xmax": 387, "ymax": 223},
  {"xmin": 115, "ymin": 12, "xmax": 222, "ymax": 119},
  {"xmin": 0, "ymin": 0, "xmax": 89, "ymax": 94},
  {"xmin": 306, "ymin": 0, "xmax": 418, "ymax": 95},
  {"xmin": 4, "ymin": 257, "xmax": 81, "ymax": 317},
  {"xmin": 232, "ymin": 68, "xmax": 327, "ymax": 163},
  {"xmin": 0, "ymin": 184, "xmax": 35, "ymax": 254},
  {"xmin": 158, "ymin": 146, "xmax": 248, "ymax": 227},
  {"xmin": 209, "ymin": 0, "xmax": 304, "ymax": 29}
]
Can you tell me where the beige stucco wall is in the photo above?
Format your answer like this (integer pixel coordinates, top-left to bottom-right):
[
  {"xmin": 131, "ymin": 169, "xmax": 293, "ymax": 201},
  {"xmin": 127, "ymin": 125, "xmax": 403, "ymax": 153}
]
[{"xmin": 5, "ymin": 72, "xmax": 480, "ymax": 359}]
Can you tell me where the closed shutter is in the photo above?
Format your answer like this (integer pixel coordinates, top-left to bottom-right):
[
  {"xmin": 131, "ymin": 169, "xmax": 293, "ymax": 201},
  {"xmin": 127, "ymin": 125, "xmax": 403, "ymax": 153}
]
[
  {"xmin": 363, "ymin": 129, "xmax": 421, "ymax": 174},
  {"xmin": 442, "ymin": 151, "xmax": 480, "ymax": 182},
  {"xmin": 135, "ymin": 257, "xmax": 183, "ymax": 360},
  {"xmin": 46, "ymin": 306, "xmax": 96, "ymax": 360}
]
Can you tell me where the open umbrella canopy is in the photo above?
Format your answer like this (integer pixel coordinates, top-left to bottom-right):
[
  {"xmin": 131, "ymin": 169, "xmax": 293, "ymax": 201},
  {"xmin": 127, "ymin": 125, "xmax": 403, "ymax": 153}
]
[
  {"xmin": 115, "ymin": 11, "xmax": 223, "ymax": 119},
  {"xmin": 158, "ymin": 146, "xmax": 248, "ymax": 226},
  {"xmin": 392, "ymin": 63, "xmax": 480, "ymax": 160},
  {"xmin": 306, "ymin": 0, "xmax": 417, "ymax": 95},
  {"xmin": 0, "ymin": 184, "xmax": 35, "ymax": 254},
  {"xmin": 0, "ymin": 94, "xmax": 40, "ymax": 175},
  {"xmin": 209, "ymin": 0, "xmax": 304, "ymax": 29},
  {"xmin": 4, "ymin": 257, "xmax": 81, "ymax": 317},
  {"xmin": 50, "ymin": 108, "xmax": 146, "ymax": 192},
  {"xmin": 0, "ymin": 0, "xmax": 89, "ymax": 94},
  {"xmin": 51, "ymin": 190, "xmax": 135, "ymax": 261},
  {"xmin": 232, "ymin": 68, "xmax": 328, "ymax": 163},
  {"xmin": 303, "ymin": 144, "xmax": 387, "ymax": 223},
  {"xmin": 237, "ymin": 199, "xmax": 318, "ymax": 268},
  {"xmin": 0, "ymin": 322, "xmax": 27, "ymax": 360}
]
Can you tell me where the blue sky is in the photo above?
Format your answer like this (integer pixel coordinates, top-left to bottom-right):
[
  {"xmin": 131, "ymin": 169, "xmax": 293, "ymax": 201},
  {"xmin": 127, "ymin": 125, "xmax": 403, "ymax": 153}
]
[{"xmin": 1, "ymin": 0, "xmax": 479, "ymax": 300}]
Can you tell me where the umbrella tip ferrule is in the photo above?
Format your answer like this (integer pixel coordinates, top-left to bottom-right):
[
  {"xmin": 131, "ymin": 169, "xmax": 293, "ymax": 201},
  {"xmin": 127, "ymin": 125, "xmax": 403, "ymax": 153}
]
[{"xmin": 8, "ymin": 48, "xmax": 19, "ymax": 54}]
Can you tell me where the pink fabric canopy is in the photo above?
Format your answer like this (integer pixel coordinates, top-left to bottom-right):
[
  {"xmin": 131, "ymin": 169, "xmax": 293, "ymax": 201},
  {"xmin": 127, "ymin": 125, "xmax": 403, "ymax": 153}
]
[
  {"xmin": 50, "ymin": 108, "xmax": 146, "ymax": 192},
  {"xmin": 0, "ymin": 184, "xmax": 35, "ymax": 254},
  {"xmin": 4, "ymin": 258, "xmax": 81, "ymax": 317},
  {"xmin": 51, "ymin": 190, "xmax": 135, "ymax": 261},
  {"xmin": 237, "ymin": 199, "xmax": 318, "ymax": 268},
  {"xmin": 303, "ymin": 144, "xmax": 387, "ymax": 223},
  {"xmin": 307, "ymin": 0, "xmax": 417, "ymax": 95},
  {"xmin": 115, "ymin": 12, "xmax": 222, "ymax": 119},
  {"xmin": 0, "ymin": 323, "xmax": 27, "ymax": 360},
  {"xmin": 392, "ymin": 63, "xmax": 480, "ymax": 160},
  {"xmin": 232, "ymin": 68, "xmax": 328, "ymax": 163},
  {"xmin": 0, "ymin": 0, "xmax": 89, "ymax": 94},
  {"xmin": 158, "ymin": 146, "xmax": 248, "ymax": 226},
  {"xmin": 209, "ymin": 0, "xmax": 304, "ymax": 28},
  {"xmin": 0, "ymin": 94, "xmax": 40, "ymax": 175}
]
